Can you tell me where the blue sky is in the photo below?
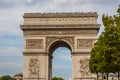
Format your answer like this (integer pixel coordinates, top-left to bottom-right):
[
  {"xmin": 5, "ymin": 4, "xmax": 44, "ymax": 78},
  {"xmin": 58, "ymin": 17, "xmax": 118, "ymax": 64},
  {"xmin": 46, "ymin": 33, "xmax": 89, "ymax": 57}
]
[
  {"xmin": 0, "ymin": 0, "xmax": 119, "ymax": 80},
  {"xmin": 52, "ymin": 47, "xmax": 72, "ymax": 80}
]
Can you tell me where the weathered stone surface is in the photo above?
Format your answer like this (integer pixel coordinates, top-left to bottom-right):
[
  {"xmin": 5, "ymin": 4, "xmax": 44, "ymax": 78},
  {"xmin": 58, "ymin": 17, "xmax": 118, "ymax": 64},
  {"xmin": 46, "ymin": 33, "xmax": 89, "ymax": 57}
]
[
  {"xmin": 21, "ymin": 12, "xmax": 100, "ymax": 80},
  {"xmin": 23, "ymin": 29, "xmax": 98, "ymax": 35},
  {"xmin": 77, "ymin": 39, "xmax": 93, "ymax": 49},
  {"xmin": 26, "ymin": 39, "xmax": 43, "ymax": 49},
  {"xmin": 23, "ymin": 12, "xmax": 98, "ymax": 18}
]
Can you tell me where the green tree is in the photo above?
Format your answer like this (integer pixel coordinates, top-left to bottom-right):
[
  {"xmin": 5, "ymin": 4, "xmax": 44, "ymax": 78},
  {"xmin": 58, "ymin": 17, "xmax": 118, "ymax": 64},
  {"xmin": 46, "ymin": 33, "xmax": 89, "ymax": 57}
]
[
  {"xmin": 89, "ymin": 5, "xmax": 120, "ymax": 80},
  {"xmin": 52, "ymin": 77, "xmax": 64, "ymax": 80},
  {"xmin": 0, "ymin": 75, "xmax": 12, "ymax": 80}
]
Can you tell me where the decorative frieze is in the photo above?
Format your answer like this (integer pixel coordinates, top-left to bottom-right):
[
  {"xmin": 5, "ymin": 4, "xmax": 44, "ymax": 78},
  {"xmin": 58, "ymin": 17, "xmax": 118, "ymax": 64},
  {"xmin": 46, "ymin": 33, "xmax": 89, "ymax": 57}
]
[
  {"xmin": 24, "ymin": 30, "xmax": 97, "ymax": 35},
  {"xmin": 46, "ymin": 37, "xmax": 58, "ymax": 47},
  {"xmin": 24, "ymin": 17, "xmax": 97, "ymax": 25},
  {"xmin": 26, "ymin": 39, "xmax": 43, "ymax": 49},
  {"xmin": 77, "ymin": 39, "xmax": 93, "ymax": 49},
  {"xmin": 63, "ymin": 37, "xmax": 74, "ymax": 46},
  {"xmin": 21, "ymin": 24, "xmax": 100, "ymax": 29},
  {"xmin": 46, "ymin": 37, "xmax": 74, "ymax": 50}
]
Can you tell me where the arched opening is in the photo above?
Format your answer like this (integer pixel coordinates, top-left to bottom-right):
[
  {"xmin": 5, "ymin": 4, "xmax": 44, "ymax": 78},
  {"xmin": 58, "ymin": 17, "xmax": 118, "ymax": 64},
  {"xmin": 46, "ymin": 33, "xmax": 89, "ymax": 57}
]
[{"xmin": 48, "ymin": 41, "xmax": 72, "ymax": 80}]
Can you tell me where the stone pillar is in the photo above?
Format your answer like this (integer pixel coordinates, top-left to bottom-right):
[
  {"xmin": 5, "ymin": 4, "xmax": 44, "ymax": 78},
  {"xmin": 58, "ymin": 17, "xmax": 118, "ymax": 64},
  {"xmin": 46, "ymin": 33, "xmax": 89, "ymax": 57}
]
[
  {"xmin": 23, "ymin": 52, "xmax": 49, "ymax": 80},
  {"xmin": 48, "ymin": 55, "xmax": 53, "ymax": 80},
  {"xmin": 72, "ymin": 52, "xmax": 91, "ymax": 80}
]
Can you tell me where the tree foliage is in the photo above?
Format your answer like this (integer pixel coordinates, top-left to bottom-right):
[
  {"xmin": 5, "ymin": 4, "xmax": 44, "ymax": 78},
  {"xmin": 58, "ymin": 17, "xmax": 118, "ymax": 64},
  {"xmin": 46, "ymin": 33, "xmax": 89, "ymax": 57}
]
[
  {"xmin": 89, "ymin": 5, "xmax": 120, "ymax": 74},
  {"xmin": 0, "ymin": 75, "xmax": 12, "ymax": 80},
  {"xmin": 52, "ymin": 77, "xmax": 64, "ymax": 80}
]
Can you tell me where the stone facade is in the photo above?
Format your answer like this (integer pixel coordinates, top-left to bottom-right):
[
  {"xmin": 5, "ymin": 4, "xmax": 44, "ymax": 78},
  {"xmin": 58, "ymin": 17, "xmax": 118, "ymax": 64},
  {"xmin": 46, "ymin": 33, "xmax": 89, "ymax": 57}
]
[{"xmin": 21, "ymin": 12, "xmax": 100, "ymax": 80}]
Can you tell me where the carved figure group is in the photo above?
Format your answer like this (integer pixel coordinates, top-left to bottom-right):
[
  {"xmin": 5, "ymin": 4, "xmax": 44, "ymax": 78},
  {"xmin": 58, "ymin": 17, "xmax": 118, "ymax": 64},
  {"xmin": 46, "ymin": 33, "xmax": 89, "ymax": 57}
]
[
  {"xmin": 77, "ymin": 39, "xmax": 92, "ymax": 49},
  {"xmin": 26, "ymin": 39, "xmax": 43, "ymax": 49},
  {"xmin": 29, "ymin": 58, "xmax": 40, "ymax": 75},
  {"xmin": 79, "ymin": 57, "xmax": 91, "ymax": 77}
]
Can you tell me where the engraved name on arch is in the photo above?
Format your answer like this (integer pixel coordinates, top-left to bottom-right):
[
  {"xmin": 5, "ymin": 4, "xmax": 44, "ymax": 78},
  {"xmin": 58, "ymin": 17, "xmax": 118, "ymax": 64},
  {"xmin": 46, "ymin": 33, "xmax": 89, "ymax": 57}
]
[
  {"xmin": 26, "ymin": 39, "xmax": 43, "ymax": 49},
  {"xmin": 77, "ymin": 39, "xmax": 92, "ymax": 49}
]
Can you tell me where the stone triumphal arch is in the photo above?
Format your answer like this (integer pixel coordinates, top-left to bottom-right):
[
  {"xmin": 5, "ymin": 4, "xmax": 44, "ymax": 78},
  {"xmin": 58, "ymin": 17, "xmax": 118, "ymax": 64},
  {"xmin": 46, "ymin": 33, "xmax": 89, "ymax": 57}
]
[{"xmin": 21, "ymin": 12, "xmax": 100, "ymax": 80}]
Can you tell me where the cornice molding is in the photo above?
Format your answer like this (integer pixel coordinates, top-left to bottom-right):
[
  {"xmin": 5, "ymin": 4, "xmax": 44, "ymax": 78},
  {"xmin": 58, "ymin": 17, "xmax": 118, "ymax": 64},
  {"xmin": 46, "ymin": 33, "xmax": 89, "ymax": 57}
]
[
  {"xmin": 23, "ymin": 12, "xmax": 98, "ymax": 18},
  {"xmin": 20, "ymin": 24, "xmax": 100, "ymax": 30},
  {"xmin": 23, "ymin": 51, "xmax": 48, "ymax": 54}
]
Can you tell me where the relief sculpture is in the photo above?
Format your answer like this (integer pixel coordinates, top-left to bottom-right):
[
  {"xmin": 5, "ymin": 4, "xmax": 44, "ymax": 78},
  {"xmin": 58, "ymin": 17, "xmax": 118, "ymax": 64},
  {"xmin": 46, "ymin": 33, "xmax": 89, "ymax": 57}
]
[
  {"xmin": 26, "ymin": 39, "xmax": 43, "ymax": 49},
  {"xmin": 46, "ymin": 37, "xmax": 74, "ymax": 49},
  {"xmin": 63, "ymin": 37, "xmax": 74, "ymax": 46},
  {"xmin": 46, "ymin": 37, "xmax": 58, "ymax": 47},
  {"xmin": 29, "ymin": 58, "xmax": 40, "ymax": 75},
  {"xmin": 77, "ymin": 39, "xmax": 92, "ymax": 49},
  {"xmin": 21, "ymin": 12, "xmax": 100, "ymax": 80},
  {"xmin": 79, "ymin": 57, "xmax": 92, "ymax": 78}
]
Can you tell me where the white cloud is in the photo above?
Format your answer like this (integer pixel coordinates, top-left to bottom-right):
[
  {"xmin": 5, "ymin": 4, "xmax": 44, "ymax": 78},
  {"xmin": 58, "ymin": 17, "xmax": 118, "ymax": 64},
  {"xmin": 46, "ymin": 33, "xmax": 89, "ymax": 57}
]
[
  {"xmin": 26, "ymin": 0, "xmax": 32, "ymax": 3},
  {"xmin": 0, "ymin": 0, "xmax": 119, "ymax": 78},
  {"xmin": 0, "ymin": 0, "xmax": 119, "ymax": 64},
  {"xmin": 52, "ymin": 0, "xmax": 69, "ymax": 4},
  {"xmin": 0, "ymin": 0, "xmax": 119, "ymax": 34},
  {"xmin": 0, "ymin": 9, "xmax": 23, "ymax": 36},
  {"xmin": 0, "ymin": 47, "xmax": 22, "ymax": 56},
  {"xmin": 0, "ymin": 62, "xmax": 22, "ymax": 68}
]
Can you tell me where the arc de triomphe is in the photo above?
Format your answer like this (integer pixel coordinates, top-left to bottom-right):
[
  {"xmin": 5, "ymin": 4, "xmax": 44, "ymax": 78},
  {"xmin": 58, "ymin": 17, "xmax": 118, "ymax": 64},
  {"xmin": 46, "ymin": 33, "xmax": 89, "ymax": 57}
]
[{"xmin": 21, "ymin": 12, "xmax": 100, "ymax": 80}]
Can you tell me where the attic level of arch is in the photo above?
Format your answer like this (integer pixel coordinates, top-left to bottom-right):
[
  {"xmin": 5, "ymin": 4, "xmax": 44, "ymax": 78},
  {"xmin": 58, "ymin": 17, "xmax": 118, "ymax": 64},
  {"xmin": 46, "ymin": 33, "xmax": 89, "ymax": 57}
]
[{"xmin": 22, "ymin": 12, "xmax": 98, "ymax": 25}]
